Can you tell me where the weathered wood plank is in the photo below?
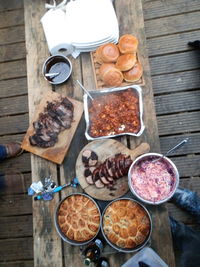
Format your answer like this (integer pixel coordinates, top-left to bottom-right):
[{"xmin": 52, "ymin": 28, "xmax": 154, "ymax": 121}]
[
  {"xmin": 0, "ymin": 42, "xmax": 26, "ymax": 62},
  {"xmin": 143, "ymin": 0, "xmax": 200, "ymax": 20},
  {"xmin": 0, "ymin": 113, "xmax": 29, "ymax": 135},
  {"xmin": 0, "ymin": 26, "xmax": 25, "ymax": 45},
  {"xmin": 155, "ymin": 90, "xmax": 200, "ymax": 115},
  {"xmin": 0, "ymin": 172, "xmax": 31, "ymax": 194},
  {"xmin": 160, "ymin": 133, "xmax": 200, "ymax": 156},
  {"xmin": 0, "ymin": 78, "xmax": 27, "ymax": 98},
  {"xmin": 145, "ymin": 11, "xmax": 200, "ymax": 38},
  {"xmin": 157, "ymin": 111, "xmax": 200, "ymax": 136},
  {"xmin": 0, "ymin": 133, "xmax": 25, "ymax": 143},
  {"xmin": 0, "ymin": 0, "xmax": 23, "ymax": 12},
  {"xmin": 0, "ymin": 215, "xmax": 32, "ymax": 238},
  {"xmin": 0, "ymin": 60, "xmax": 26, "ymax": 80},
  {"xmin": 0, "ymin": 261, "xmax": 33, "ymax": 267},
  {"xmin": 0, "ymin": 95, "xmax": 28, "ymax": 116},
  {"xmin": 152, "ymin": 70, "xmax": 200, "ymax": 95},
  {"xmin": 0, "ymin": 194, "xmax": 32, "ymax": 216},
  {"xmin": 0, "ymin": 153, "xmax": 31, "ymax": 173},
  {"xmin": 150, "ymin": 51, "xmax": 200, "ymax": 76},
  {"xmin": 147, "ymin": 30, "xmax": 200, "ymax": 56},
  {"xmin": 0, "ymin": 237, "xmax": 33, "ymax": 261},
  {"xmin": 0, "ymin": 9, "xmax": 24, "ymax": 29},
  {"xmin": 24, "ymin": 0, "xmax": 63, "ymax": 266},
  {"xmin": 172, "ymin": 155, "xmax": 200, "ymax": 177}
]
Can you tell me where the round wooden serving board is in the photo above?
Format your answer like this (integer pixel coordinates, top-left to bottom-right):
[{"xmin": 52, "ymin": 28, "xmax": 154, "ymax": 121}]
[{"xmin": 76, "ymin": 139, "xmax": 150, "ymax": 201}]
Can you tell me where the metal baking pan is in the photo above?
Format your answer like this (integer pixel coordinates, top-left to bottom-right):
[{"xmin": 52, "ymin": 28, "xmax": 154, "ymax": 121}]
[
  {"xmin": 101, "ymin": 197, "xmax": 152, "ymax": 253},
  {"xmin": 54, "ymin": 192, "xmax": 101, "ymax": 246},
  {"xmin": 83, "ymin": 85, "xmax": 145, "ymax": 140}
]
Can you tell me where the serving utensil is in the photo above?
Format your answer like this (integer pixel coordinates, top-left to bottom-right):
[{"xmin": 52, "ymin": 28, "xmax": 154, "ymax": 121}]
[
  {"xmin": 45, "ymin": 72, "xmax": 60, "ymax": 78},
  {"xmin": 152, "ymin": 138, "xmax": 189, "ymax": 163},
  {"xmin": 76, "ymin": 80, "xmax": 94, "ymax": 100}
]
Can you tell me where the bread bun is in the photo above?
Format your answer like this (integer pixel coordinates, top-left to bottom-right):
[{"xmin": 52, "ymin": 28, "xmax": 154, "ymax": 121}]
[
  {"xmin": 96, "ymin": 43, "xmax": 120, "ymax": 63},
  {"xmin": 123, "ymin": 62, "xmax": 143, "ymax": 82},
  {"xmin": 99, "ymin": 63, "xmax": 123, "ymax": 87},
  {"xmin": 118, "ymin": 34, "xmax": 138, "ymax": 54},
  {"xmin": 116, "ymin": 53, "xmax": 137, "ymax": 71},
  {"xmin": 103, "ymin": 199, "xmax": 150, "ymax": 249}
]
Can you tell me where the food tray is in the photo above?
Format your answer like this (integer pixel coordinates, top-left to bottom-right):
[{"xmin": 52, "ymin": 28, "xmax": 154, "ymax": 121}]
[
  {"xmin": 54, "ymin": 193, "xmax": 101, "ymax": 246},
  {"xmin": 90, "ymin": 51, "xmax": 145, "ymax": 90},
  {"xmin": 101, "ymin": 198, "xmax": 152, "ymax": 253},
  {"xmin": 84, "ymin": 85, "xmax": 145, "ymax": 140}
]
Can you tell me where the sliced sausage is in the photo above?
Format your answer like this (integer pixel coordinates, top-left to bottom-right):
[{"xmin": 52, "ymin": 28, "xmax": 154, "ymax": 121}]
[{"xmin": 82, "ymin": 149, "xmax": 98, "ymax": 167}]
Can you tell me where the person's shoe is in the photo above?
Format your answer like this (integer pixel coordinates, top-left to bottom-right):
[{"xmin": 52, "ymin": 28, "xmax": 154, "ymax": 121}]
[{"xmin": 4, "ymin": 142, "xmax": 23, "ymax": 159}]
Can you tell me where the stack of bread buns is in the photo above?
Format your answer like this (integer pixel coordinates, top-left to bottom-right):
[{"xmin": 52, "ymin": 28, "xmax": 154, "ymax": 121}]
[{"xmin": 96, "ymin": 34, "xmax": 143, "ymax": 87}]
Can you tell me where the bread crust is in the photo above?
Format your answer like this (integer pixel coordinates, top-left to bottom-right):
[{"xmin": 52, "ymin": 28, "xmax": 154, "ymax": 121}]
[
  {"xmin": 103, "ymin": 199, "xmax": 150, "ymax": 249},
  {"xmin": 99, "ymin": 63, "xmax": 123, "ymax": 87},
  {"xmin": 115, "ymin": 53, "xmax": 137, "ymax": 71},
  {"xmin": 123, "ymin": 62, "xmax": 143, "ymax": 82},
  {"xmin": 118, "ymin": 34, "xmax": 138, "ymax": 54},
  {"xmin": 58, "ymin": 195, "xmax": 100, "ymax": 242},
  {"xmin": 96, "ymin": 43, "xmax": 120, "ymax": 63}
]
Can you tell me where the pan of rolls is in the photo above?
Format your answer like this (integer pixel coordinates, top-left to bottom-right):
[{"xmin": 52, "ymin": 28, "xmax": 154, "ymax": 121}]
[
  {"xmin": 91, "ymin": 34, "xmax": 144, "ymax": 89},
  {"xmin": 55, "ymin": 193, "xmax": 101, "ymax": 245},
  {"xmin": 84, "ymin": 85, "xmax": 145, "ymax": 140},
  {"xmin": 101, "ymin": 198, "xmax": 152, "ymax": 252}
]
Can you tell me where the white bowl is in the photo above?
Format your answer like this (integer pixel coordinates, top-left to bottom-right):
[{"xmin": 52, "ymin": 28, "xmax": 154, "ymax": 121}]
[{"xmin": 128, "ymin": 153, "xmax": 179, "ymax": 205}]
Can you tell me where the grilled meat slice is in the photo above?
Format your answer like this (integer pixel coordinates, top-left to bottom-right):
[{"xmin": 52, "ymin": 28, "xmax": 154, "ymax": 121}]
[{"xmin": 29, "ymin": 96, "xmax": 74, "ymax": 148}]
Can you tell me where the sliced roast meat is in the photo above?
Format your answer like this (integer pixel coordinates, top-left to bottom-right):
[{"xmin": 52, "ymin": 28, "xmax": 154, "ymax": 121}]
[
  {"xmin": 94, "ymin": 179, "xmax": 105, "ymax": 188},
  {"xmin": 82, "ymin": 149, "xmax": 98, "ymax": 167},
  {"xmin": 84, "ymin": 167, "xmax": 95, "ymax": 185},
  {"xmin": 98, "ymin": 166, "xmax": 110, "ymax": 185},
  {"xmin": 29, "ymin": 96, "xmax": 74, "ymax": 148}
]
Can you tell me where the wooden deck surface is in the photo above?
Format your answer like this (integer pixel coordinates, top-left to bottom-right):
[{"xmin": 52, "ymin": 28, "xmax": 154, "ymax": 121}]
[{"xmin": 0, "ymin": 0, "xmax": 200, "ymax": 266}]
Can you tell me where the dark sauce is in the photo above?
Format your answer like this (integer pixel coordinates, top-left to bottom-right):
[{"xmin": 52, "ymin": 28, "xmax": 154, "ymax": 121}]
[{"xmin": 45, "ymin": 55, "xmax": 71, "ymax": 84}]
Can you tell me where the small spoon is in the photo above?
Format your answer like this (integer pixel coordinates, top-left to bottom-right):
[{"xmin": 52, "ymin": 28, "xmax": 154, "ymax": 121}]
[
  {"xmin": 76, "ymin": 80, "xmax": 94, "ymax": 101},
  {"xmin": 45, "ymin": 72, "xmax": 60, "ymax": 78},
  {"xmin": 152, "ymin": 138, "xmax": 189, "ymax": 163}
]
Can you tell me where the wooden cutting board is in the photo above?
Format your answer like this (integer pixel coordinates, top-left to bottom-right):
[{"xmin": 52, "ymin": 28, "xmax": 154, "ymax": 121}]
[
  {"xmin": 76, "ymin": 139, "xmax": 150, "ymax": 200},
  {"xmin": 21, "ymin": 91, "xmax": 83, "ymax": 164}
]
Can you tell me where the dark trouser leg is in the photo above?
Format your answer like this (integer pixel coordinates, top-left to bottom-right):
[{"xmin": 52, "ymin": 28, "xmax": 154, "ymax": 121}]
[
  {"xmin": 0, "ymin": 145, "xmax": 7, "ymax": 161},
  {"xmin": 170, "ymin": 217, "xmax": 200, "ymax": 267}
]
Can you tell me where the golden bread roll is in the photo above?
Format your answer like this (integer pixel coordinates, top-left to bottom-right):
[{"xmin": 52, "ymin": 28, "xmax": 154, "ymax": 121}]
[
  {"xmin": 99, "ymin": 63, "xmax": 123, "ymax": 87},
  {"xmin": 96, "ymin": 43, "xmax": 120, "ymax": 63},
  {"xmin": 123, "ymin": 62, "xmax": 143, "ymax": 82},
  {"xmin": 58, "ymin": 195, "xmax": 100, "ymax": 242},
  {"xmin": 103, "ymin": 199, "xmax": 150, "ymax": 249},
  {"xmin": 115, "ymin": 53, "xmax": 137, "ymax": 71},
  {"xmin": 118, "ymin": 34, "xmax": 138, "ymax": 54}
]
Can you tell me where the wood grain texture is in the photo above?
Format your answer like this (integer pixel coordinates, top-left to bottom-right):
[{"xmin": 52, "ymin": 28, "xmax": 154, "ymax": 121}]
[
  {"xmin": 0, "ymin": 113, "xmax": 29, "ymax": 135},
  {"xmin": 0, "ymin": 237, "xmax": 33, "ymax": 261},
  {"xmin": 0, "ymin": 95, "xmax": 28, "ymax": 116},
  {"xmin": 157, "ymin": 111, "xmax": 200, "ymax": 135},
  {"xmin": 150, "ymin": 51, "xmax": 200, "ymax": 76},
  {"xmin": 152, "ymin": 70, "xmax": 200, "ymax": 95},
  {"xmin": 0, "ymin": 26, "xmax": 25, "ymax": 45},
  {"xmin": 0, "ymin": 153, "xmax": 31, "ymax": 173},
  {"xmin": 0, "ymin": 59, "xmax": 27, "ymax": 80},
  {"xmin": 115, "ymin": 0, "xmax": 176, "ymax": 266},
  {"xmin": 155, "ymin": 90, "xmax": 200, "ymax": 115},
  {"xmin": 143, "ymin": 0, "xmax": 200, "ymax": 20},
  {"xmin": 21, "ymin": 91, "xmax": 83, "ymax": 164},
  {"xmin": 0, "ymin": 215, "xmax": 33, "ymax": 238},
  {"xmin": 0, "ymin": 9, "xmax": 24, "ymax": 29},
  {"xmin": 145, "ymin": 11, "xmax": 200, "ymax": 38},
  {"xmin": 76, "ymin": 140, "xmax": 150, "ymax": 200},
  {"xmin": 0, "ymin": 0, "xmax": 23, "ymax": 12},
  {"xmin": 147, "ymin": 30, "xmax": 200, "ymax": 56},
  {"xmin": 0, "ymin": 261, "xmax": 33, "ymax": 267},
  {"xmin": 0, "ymin": 42, "xmax": 26, "ymax": 62},
  {"xmin": 0, "ymin": 78, "xmax": 27, "ymax": 98},
  {"xmin": 24, "ymin": 0, "xmax": 63, "ymax": 266}
]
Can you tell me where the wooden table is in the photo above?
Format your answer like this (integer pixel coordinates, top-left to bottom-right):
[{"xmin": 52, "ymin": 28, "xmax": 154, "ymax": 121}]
[{"xmin": 24, "ymin": 0, "xmax": 176, "ymax": 266}]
